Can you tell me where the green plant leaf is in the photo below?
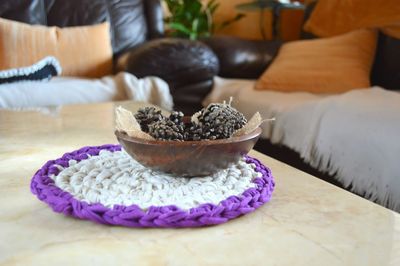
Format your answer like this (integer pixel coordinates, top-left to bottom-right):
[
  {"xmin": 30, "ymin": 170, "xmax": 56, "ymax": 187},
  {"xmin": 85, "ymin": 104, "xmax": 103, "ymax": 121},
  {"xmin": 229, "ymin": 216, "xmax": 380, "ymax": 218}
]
[
  {"xmin": 168, "ymin": 22, "xmax": 193, "ymax": 36},
  {"xmin": 185, "ymin": 0, "xmax": 202, "ymax": 16},
  {"xmin": 165, "ymin": 0, "xmax": 180, "ymax": 14},
  {"xmin": 191, "ymin": 18, "xmax": 199, "ymax": 32},
  {"xmin": 189, "ymin": 18, "xmax": 199, "ymax": 40},
  {"xmin": 197, "ymin": 15, "xmax": 209, "ymax": 32}
]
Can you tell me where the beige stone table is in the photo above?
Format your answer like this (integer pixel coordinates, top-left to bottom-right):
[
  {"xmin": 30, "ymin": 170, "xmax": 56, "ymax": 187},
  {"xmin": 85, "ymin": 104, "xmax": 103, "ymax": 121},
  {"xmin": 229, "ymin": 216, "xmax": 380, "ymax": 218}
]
[{"xmin": 0, "ymin": 101, "xmax": 399, "ymax": 266}]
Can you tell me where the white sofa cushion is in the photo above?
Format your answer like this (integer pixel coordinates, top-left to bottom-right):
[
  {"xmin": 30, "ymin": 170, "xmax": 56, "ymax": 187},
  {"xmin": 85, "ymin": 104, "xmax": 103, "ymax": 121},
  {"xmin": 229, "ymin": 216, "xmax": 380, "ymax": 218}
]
[{"xmin": 0, "ymin": 72, "xmax": 173, "ymax": 111}]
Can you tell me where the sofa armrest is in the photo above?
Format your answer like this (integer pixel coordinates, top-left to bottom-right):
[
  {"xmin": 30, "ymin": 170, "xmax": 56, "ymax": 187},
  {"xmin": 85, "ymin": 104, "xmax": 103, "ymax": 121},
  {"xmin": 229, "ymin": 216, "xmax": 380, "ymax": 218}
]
[
  {"xmin": 144, "ymin": 0, "xmax": 164, "ymax": 39},
  {"xmin": 202, "ymin": 36, "xmax": 282, "ymax": 79}
]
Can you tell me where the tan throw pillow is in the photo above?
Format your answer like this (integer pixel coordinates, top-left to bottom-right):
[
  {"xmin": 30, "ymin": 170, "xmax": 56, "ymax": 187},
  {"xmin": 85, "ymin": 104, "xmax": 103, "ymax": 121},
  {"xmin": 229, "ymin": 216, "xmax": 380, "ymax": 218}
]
[
  {"xmin": 303, "ymin": 0, "xmax": 400, "ymax": 39},
  {"xmin": 255, "ymin": 29, "xmax": 377, "ymax": 94},
  {"xmin": 0, "ymin": 18, "xmax": 112, "ymax": 78}
]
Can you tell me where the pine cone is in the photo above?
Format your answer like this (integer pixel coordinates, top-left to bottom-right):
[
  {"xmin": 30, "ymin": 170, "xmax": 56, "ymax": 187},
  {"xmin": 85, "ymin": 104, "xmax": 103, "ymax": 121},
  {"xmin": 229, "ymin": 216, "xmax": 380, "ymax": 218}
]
[
  {"xmin": 195, "ymin": 103, "xmax": 247, "ymax": 140},
  {"xmin": 184, "ymin": 122, "xmax": 203, "ymax": 141},
  {"xmin": 148, "ymin": 119, "xmax": 185, "ymax": 141},
  {"xmin": 169, "ymin": 111, "xmax": 184, "ymax": 125},
  {"xmin": 134, "ymin": 107, "xmax": 165, "ymax": 132}
]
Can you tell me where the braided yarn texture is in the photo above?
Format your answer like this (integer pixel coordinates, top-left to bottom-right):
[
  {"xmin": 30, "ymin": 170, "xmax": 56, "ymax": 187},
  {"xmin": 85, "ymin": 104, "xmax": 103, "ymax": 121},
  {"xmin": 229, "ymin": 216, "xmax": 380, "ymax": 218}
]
[{"xmin": 30, "ymin": 145, "xmax": 275, "ymax": 228}]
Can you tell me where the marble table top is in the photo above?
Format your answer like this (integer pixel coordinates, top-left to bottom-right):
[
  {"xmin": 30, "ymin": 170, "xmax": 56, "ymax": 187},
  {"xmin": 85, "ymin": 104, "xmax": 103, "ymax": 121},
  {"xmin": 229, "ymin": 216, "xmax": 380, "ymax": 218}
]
[{"xmin": 0, "ymin": 101, "xmax": 399, "ymax": 266}]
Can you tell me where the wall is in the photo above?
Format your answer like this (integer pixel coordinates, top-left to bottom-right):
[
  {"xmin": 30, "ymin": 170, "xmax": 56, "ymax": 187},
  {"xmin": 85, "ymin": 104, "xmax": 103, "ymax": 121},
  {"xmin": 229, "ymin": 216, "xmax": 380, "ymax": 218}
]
[
  {"xmin": 212, "ymin": 0, "xmax": 305, "ymax": 41},
  {"xmin": 212, "ymin": 0, "xmax": 274, "ymax": 40}
]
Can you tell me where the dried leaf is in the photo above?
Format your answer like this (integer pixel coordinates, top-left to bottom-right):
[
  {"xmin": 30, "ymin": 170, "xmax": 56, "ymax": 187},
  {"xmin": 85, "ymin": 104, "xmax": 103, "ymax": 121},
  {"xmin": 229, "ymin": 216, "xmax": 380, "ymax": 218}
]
[
  {"xmin": 233, "ymin": 112, "xmax": 274, "ymax": 137},
  {"xmin": 115, "ymin": 106, "xmax": 154, "ymax": 140}
]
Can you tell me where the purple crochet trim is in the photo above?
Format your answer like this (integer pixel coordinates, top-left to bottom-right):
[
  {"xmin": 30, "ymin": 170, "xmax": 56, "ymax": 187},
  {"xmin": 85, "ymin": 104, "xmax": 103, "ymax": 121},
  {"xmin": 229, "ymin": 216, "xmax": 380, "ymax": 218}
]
[{"xmin": 30, "ymin": 144, "xmax": 275, "ymax": 228}]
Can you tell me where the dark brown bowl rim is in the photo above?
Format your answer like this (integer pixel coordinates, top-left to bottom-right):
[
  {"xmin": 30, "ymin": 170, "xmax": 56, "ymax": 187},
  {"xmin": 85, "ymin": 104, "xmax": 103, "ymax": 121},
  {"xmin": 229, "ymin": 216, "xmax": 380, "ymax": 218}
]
[{"xmin": 115, "ymin": 127, "xmax": 262, "ymax": 146}]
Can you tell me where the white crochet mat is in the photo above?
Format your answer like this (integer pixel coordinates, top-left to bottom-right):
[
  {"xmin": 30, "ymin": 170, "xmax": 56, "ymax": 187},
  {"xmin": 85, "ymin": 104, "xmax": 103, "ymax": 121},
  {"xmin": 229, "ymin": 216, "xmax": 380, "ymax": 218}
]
[{"xmin": 50, "ymin": 150, "xmax": 260, "ymax": 210}]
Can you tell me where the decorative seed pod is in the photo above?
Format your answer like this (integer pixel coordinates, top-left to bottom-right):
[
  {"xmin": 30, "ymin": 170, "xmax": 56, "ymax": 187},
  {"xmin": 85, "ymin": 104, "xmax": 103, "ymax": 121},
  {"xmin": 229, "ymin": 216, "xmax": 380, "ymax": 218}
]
[
  {"xmin": 134, "ymin": 107, "xmax": 165, "ymax": 132},
  {"xmin": 194, "ymin": 103, "xmax": 247, "ymax": 140},
  {"xmin": 169, "ymin": 111, "xmax": 184, "ymax": 125},
  {"xmin": 184, "ymin": 122, "xmax": 203, "ymax": 141},
  {"xmin": 133, "ymin": 100, "xmax": 250, "ymax": 141},
  {"xmin": 148, "ymin": 119, "xmax": 185, "ymax": 141}
]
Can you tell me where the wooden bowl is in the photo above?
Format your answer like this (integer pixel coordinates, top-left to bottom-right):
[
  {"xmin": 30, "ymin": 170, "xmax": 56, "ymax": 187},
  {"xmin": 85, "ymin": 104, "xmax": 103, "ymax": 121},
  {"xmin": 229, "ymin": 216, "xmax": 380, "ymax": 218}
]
[{"xmin": 115, "ymin": 127, "xmax": 262, "ymax": 177}]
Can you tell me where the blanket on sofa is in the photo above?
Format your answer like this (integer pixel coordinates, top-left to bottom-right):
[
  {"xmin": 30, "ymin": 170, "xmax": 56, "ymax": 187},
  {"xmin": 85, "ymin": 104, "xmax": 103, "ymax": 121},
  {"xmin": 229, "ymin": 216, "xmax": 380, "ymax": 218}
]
[
  {"xmin": 0, "ymin": 72, "xmax": 173, "ymax": 111},
  {"xmin": 206, "ymin": 77, "xmax": 400, "ymax": 211}
]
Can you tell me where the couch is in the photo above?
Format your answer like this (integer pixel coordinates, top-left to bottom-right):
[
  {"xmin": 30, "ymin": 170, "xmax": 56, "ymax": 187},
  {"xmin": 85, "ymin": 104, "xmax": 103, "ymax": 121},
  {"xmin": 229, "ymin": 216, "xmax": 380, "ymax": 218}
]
[
  {"xmin": 0, "ymin": 0, "xmax": 219, "ymax": 114},
  {"xmin": 0, "ymin": 0, "xmax": 163, "ymax": 58},
  {"xmin": 201, "ymin": 3, "xmax": 400, "ymax": 212}
]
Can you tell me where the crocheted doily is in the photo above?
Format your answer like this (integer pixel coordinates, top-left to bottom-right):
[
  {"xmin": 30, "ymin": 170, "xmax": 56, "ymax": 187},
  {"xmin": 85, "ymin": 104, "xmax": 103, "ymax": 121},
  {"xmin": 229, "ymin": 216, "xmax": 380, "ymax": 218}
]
[{"xmin": 31, "ymin": 145, "xmax": 275, "ymax": 228}]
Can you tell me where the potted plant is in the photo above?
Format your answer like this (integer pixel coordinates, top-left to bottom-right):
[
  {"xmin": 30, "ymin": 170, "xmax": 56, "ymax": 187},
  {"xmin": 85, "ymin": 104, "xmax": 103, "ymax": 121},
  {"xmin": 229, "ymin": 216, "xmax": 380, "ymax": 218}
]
[{"xmin": 164, "ymin": 0, "xmax": 245, "ymax": 40}]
